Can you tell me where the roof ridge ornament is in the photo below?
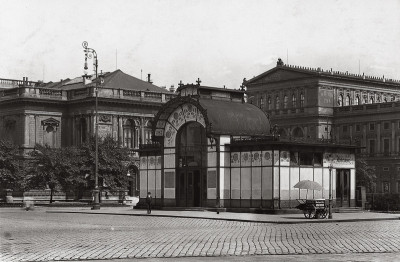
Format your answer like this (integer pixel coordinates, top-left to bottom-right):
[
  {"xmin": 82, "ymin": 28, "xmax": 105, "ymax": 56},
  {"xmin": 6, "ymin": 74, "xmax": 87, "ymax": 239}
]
[{"xmin": 277, "ymin": 58, "xmax": 284, "ymax": 66}]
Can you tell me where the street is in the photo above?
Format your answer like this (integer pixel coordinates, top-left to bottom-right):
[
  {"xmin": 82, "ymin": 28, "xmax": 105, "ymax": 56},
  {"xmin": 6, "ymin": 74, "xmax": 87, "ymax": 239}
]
[{"xmin": 1, "ymin": 208, "xmax": 399, "ymax": 261}]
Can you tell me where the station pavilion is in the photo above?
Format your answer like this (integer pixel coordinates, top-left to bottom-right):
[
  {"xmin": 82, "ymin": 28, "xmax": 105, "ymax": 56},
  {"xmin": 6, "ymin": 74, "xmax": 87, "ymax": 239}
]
[{"xmin": 138, "ymin": 84, "xmax": 358, "ymax": 210}]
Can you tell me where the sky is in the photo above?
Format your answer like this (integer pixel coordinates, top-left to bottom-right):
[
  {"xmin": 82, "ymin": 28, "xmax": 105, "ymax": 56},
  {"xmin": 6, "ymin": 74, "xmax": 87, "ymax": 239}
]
[{"xmin": 1, "ymin": 0, "xmax": 399, "ymax": 89}]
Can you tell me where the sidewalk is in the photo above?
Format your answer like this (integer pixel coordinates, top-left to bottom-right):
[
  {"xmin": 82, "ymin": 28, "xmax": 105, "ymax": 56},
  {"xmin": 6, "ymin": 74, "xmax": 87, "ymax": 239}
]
[{"xmin": 45, "ymin": 206, "xmax": 400, "ymax": 224}]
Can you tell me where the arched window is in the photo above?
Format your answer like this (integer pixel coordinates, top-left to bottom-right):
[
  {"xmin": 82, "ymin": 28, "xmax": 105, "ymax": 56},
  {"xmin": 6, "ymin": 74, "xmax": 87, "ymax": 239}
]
[
  {"xmin": 259, "ymin": 97, "xmax": 264, "ymax": 109},
  {"xmin": 144, "ymin": 121, "xmax": 152, "ymax": 144},
  {"xmin": 377, "ymin": 96, "xmax": 381, "ymax": 103},
  {"xmin": 345, "ymin": 95, "xmax": 350, "ymax": 106},
  {"xmin": 300, "ymin": 93, "xmax": 304, "ymax": 107},
  {"xmin": 338, "ymin": 94, "xmax": 343, "ymax": 106},
  {"xmin": 268, "ymin": 97, "xmax": 272, "ymax": 110},
  {"xmin": 363, "ymin": 96, "xmax": 368, "ymax": 104},
  {"xmin": 275, "ymin": 96, "xmax": 280, "ymax": 109},
  {"xmin": 123, "ymin": 119, "xmax": 135, "ymax": 148},
  {"xmin": 292, "ymin": 127, "xmax": 304, "ymax": 138},
  {"xmin": 355, "ymin": 95, "xmax": 360, "ymax": 105},
  {"xmin": 283, "ymin": 95, "xmax": 288, "ymax": 109},
  {"xmin": 292, "ymin": 94, "xmax": 297, "ymax": 108},
  {"xmin": 370, "ymin": 97, "xmax": 374, "ymax": 104}
]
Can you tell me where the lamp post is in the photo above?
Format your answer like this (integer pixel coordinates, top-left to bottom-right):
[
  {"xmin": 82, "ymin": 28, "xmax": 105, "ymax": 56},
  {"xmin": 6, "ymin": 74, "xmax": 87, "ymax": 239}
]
[
  {"xmin": 328, "ymin": 160, "xmax": 333, "ymax": 219},
  {"xmin": 83, "ymin": 41, "xmax": 103, "ymax": 210}
]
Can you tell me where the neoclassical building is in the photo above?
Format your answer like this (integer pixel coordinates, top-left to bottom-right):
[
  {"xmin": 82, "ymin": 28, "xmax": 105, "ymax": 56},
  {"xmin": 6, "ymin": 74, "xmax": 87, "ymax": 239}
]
[
  {"xmin": 138, "ymin": 84, "xmax": 357, "ymax": 210},
  {"xmin": 245, "ymin": 59, "xmax": 400, "ymax": 196},
  {"xmin": 0, "ymin": 70, "xmax": 176, "ymax": 197}
]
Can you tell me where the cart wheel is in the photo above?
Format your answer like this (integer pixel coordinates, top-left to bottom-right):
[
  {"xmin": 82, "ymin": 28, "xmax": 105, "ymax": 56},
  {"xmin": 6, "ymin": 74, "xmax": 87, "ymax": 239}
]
[
  {"xmin": 320, "ymin": 209, "xmax": 327, "ymax": 219},
  {"xmin": 303, "ymin": 210, "xmax": 315, "ymax": 219}
]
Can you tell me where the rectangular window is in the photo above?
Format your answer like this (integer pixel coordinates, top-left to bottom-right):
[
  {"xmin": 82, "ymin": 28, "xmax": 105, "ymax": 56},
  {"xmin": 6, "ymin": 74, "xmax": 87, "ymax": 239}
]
[
  {"xmin": 313, "ymin": 153, "xmax": 323, "ymax": 166},
  {"xmin": 383, "ymin": 167, "xmax": 389, "ymax": 171},
  {"xmin": 383, "ymin": 122, "xmax": 390, "ymax": 130},
  {"xmin": 290, "ymin": 152, "xmax": 298, "ymax": 166},
  {"xmin": 299, "ymin": 152, "xmax": 313, "ymax": 166},
  {"xmin": 356, "ymin": 124, "xmax": 361, "ymax": 132},
  {"xmin": 383, "ymin": 138, "xmax": 390, "ymax": 155},
  {"xmin": 342, "ymin": 125, "xmax": 348, "ymax": 132},
  {"xmin": 369, "ymin": 123, "xmax": 375, "ymax": 131},
  {"xmin": 369, "ymin": 140, "xmax": 375, "ymax": 154}
]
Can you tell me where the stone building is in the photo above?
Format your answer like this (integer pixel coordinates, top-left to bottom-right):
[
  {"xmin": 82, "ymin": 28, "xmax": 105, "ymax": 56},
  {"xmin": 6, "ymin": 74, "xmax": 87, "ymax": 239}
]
[
  {"xmin": 0, "ymin": 71, "xmax": 176, "ymax": 197},
  {"xmin": 245, "ymin": 59, "xmax": 400, "ymax": 196},
  {"xmin": 138, "ymin": 84, "xmax": 357, "ymax": 210}
]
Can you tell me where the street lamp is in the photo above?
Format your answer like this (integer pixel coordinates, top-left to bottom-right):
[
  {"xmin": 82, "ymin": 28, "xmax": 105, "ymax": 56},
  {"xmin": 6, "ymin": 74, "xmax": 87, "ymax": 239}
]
[
  {"xmin": 83, "ymin": 41, "xmax": 103, "ymax": 210},
  {"xmin": 328, "ymin": 156, "xmax": 334, "ymax": 219}
]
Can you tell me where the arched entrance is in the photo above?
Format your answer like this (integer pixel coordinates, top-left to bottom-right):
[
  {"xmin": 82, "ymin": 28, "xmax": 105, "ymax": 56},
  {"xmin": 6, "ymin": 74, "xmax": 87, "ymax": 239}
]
[{"xmin": 176, "ymin": 122, "xmax": 207, "ymax": 207}]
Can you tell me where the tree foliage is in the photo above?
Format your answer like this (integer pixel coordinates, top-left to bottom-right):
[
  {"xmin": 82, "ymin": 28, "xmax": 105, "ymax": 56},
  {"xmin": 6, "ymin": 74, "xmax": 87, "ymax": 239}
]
[
  {"xmin": 25, "ymin": 135, "xmax": 130, "ymax": 199},
  {"xmin": 0, "ymin": 140, "xmax": 23, "ymax": 190},
  {"xmin": 356, "ymin": 158, "xmax": 376, "ymax": 188},
  {"xmin": 81, "ymin": 135, "xmax": 130, "ymax": 192}
]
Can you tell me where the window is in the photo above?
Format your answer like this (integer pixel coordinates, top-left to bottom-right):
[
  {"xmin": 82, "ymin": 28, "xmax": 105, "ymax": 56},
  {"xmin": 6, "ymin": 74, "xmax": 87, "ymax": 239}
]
[
  {"xmin": 313, "ymin": 153, "xmax": 323, "ymax": 166},
  {"xmin": 383, "ymin": 122, "xmax": 390, "ymax": 130},
  {"xmin": 292, "ymin": 94, "xmax": 296, "ymax": 108},
  {"xmin": 342, "ymin": 125, "xmax": 348, "ymax": 132},
  {"xmin": 283, "ymin": 95, "xmax": 288, "ymax": 109},
  {"xmin": 338, "ymin": 94, "xmax": 343, "ymax": 106},
  {"xmin": 363, "ymin": 95, "xmax": 368, "ymax": 104},
  {"xmin": 259, "ymin": 97, "xmax": 264, "ymax": 109},
  {"xmin": 268, "ymin": 97, "xmax": 272, "ymax": 110},
  {"xmin": 144, "ymin": 121, "xmax": 152, "ymax": 144},
  {"xmin": 356, "ymin": 124, "xmax": 361, "ymax": 132},
  {"xmin": 300, "ymin": 93, "xmax": 304, "ymax": 107},
  {"xmin": 369, "ymin": 123, "xmax": 375, "ymax": 131},
  {"xmin": 384, "ymin": 96, "xmax": 388, "ymax": 102},
  {"xmin": 123, "ymin": 119, "xmax": 136, "ymax": 148},
  {"xmin": 355, "ymin": 95, "xmax": 360, "ymax": 105},
  {"xmin": 369, "ymin": 139, "xmax": 375, "ymax": 154},
  {"xmin": 345, "ymin": 95, "xmax": 350, "ymax": 106},
  {"xmin": 383, "ymin": 138, "xmax": 390, "ymax": 155},
  {"xmin": 383, "ymin": 167, "xmax": 389, "ymax": 171},
  {"xmin": 299, "ymin": 152, "xmax": 313, "ymax": 165},
  {"xmin": 370, "ymin": 97, "xmax": 374, "ymax": 104},
  {"xmin": 275, "ymin": 96, "xmax": 280, "ymax": 109},
  {"xmin": 391, "ymin": 96, "xmax": 395, "ymax": 102},
  {"xmin": 377, "ymin": 96, "xmax": 381, "ymax": 103},
  {"xmin": 290, "ymin": 152, "xmax": 298, "ymax": 166}
]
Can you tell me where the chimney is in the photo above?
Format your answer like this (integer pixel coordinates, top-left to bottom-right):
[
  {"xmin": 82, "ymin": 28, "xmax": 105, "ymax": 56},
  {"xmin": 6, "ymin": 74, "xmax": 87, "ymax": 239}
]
[
  {"xmin": 82, "ymin": 74, "xmax": 92, "ymax": 85},
  {"xmin": 147, "ymin": 74, "xmax": 153, "ymax": 84}
]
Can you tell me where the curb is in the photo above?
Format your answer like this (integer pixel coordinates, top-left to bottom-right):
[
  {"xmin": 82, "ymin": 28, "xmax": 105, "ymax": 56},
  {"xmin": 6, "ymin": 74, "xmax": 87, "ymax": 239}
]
[{"xmin": 46, "ymin": 210, "xmax": 400, "ymax": 224}]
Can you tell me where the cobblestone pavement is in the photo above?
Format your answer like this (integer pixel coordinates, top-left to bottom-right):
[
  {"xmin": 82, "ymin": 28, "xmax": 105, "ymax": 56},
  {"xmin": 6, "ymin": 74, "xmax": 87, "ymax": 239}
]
[{"xmin": 1, "ymin": 208, "xmax": 399, "ymax": 261}]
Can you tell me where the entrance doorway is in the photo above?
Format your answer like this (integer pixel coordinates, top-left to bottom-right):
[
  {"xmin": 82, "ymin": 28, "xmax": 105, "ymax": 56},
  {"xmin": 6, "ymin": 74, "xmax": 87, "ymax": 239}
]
[
  {"xmin": 336, "ymin": 169, "xmax": 350, "ymax": 207},
  {"xmin": 176, "ymin": 122, "xmax": 207, "ymax": 207},
  {"xmin": 177, "ymin": 169, "xmax": 202, "ymax": 207}
]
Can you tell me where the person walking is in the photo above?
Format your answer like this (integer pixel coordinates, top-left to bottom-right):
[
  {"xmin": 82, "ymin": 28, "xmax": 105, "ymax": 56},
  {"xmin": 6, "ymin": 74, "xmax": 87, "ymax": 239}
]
[{"xmin": 146, "ymin": 192, "xmax": 152, "ymax": 214}]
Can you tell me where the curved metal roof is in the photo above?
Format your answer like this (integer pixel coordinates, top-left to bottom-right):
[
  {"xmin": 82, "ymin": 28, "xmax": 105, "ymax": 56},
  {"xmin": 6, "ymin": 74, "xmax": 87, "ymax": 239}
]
[
  {"xmin": 198, "ymin": 98, "xmax": 271, "ymax": 136},
  {"xmin": 152, "ymin": 95, "xmax": 271, "ymax": 138}
]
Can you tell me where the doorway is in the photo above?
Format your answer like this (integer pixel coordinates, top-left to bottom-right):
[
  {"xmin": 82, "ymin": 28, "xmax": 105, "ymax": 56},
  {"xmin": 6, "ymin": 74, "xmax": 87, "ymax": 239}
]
[
  {"xmin": 336, "ymin": 169, "xmax": 350, "ymax": 207},
  {"xmin": 176, "ymin": 121, "xmax": 207, "ymax": 207},
  {"xmin": 177, "ymin": 169, "xmax": 202, "ymax": 207}
]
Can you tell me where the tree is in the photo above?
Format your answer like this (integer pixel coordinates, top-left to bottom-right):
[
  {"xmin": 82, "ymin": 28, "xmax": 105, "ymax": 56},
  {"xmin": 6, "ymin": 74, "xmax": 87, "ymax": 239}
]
[
  {"xmin": 27, "ymin": 145, "xmax": 88, "ymax": 203},
  {"xmin": 356, "ymin": 158, "xmax": 376, "ymax": 190},
  {"xmin": 0, "ymin": 140, "xmax": 23, "ymax": 191},
  {"xmin": 81, "ymin": 135, "xmax": 130, "ymax": 194}
]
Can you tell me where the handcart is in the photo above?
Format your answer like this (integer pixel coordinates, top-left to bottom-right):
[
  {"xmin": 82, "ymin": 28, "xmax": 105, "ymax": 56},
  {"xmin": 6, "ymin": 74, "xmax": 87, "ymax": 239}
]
[{"xmin": 296, "ymin": 199, "xmax": 327, "ymax": 219}]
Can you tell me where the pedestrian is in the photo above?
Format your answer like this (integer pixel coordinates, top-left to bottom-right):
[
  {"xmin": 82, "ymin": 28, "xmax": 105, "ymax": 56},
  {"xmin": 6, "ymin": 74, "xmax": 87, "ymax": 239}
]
[{"xmin": 146, "ymin": 192, "xmax": 152, "ymax": 214}]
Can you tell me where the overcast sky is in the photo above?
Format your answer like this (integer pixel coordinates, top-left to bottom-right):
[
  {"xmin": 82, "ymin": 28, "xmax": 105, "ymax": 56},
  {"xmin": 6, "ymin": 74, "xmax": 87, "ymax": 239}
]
[{"xmin": 1, "ymin": 0, "xmax": 399, "ymax": 89}]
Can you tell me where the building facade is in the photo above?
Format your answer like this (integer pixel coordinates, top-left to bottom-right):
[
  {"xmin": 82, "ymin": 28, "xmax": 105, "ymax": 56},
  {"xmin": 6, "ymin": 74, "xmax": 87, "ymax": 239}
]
[
  {"xmin": 245, "ymin": 59, "xmax": 400, "ymax": 196},
  {"xmin": 0, "ymin": 71, "xmax": 176, "ymax": 198},
  {"xmin": 138, "ymin": 84, "xmax": 357, "ymax": 210}
]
